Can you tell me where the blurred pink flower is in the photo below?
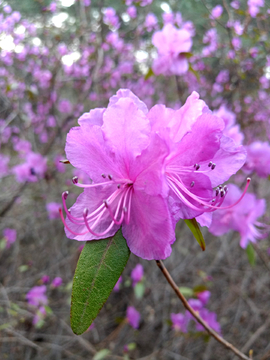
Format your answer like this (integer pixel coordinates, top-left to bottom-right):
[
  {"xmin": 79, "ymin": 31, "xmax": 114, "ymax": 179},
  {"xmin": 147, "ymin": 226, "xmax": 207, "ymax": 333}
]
[
  {"xmin": 211, "ymin": 5, "xmax": 223, "ymax": 19},
  {"xmin": 58, "ymin": 99, "xmax": 72, "ymax": 114},
  {"xmin": 248, "ymin": 0, "xmax": 264, "ymax": 17},
  {"xmin": 209, "ymin": 184, "xmax": 266, "ymax": 248},
  {"xmin": 51, "ymin": 277, "xmax": 62, "ymax": 288},
  {"xmin": 195, "ymin": 308, "xmax": 221, "ymax": 333},
  {"xmin": 113, "ymin": 276, "xmax": 122, "ymax": 292},
  {"xmin": 41, "ymin": 275, "xmax": 50, "ymax": 284},
  {"xmin": 131, "ymin": 264, "xmax": 144, "ymax": 286},
  {"xmin": 152, "ymin": 23, "xmax": 192, "ymax": 75},
  {"xmin": 243, "ymin": 141, "xmax": 270, "ymax": 178},
  {"xmin": 197, "ymin": 290, "xmax": 211, "ymax": 305},
  {"xmin": 171, "ymin": 313, "xmax": 188, "ymax": 332},
  {"xmin": 33, "ymin": 306, "xmax": 47, "ymax": 326},
  {"xmin": 26, "ymin": 286, "xmax": 48, "ymax": 307},
  {"xmin": 0, "ymin": 154, "xmax": 9, "ymax": 178},
  {"xmin": 126, "ymin": 306, "xmax": 140, "ymax": 329},
  {"xmin": 12, "ymin": 152, "xmax": 47, "ymax": 183},
  {"xmin": 127, "ymin": 6, "xmax": 137, "ymax": 19},
  {"xmin": 3, "ymin": 228, "xmax": 17, "ymax": 248},
  {"xmin": 46, "ymin": 202, "xmax": 62, "ymax": 219}
]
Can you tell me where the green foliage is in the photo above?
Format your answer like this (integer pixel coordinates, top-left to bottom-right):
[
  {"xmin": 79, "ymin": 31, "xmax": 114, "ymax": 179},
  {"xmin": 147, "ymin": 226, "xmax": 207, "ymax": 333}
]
[
  {"xmin": 134, "ymin": 282, "xmax": 145, "ymax": 299},
  {"xmin": 179, "ymin": 286, "xmax": 194, "ymax": 297},
  {"xmin": 246, "ymin": 243, "xmax": 256, "ymax": 266},
  {"xmin": 71, "ymin": 229, "xmax": 130, "ymax": 335},
  {"xmin": 93, "ymin": 349, "xmax": 111, "ymax": 360},
  {"xmin": 184, "ymin": 218, "xmax": 206, "ymax": 251}
]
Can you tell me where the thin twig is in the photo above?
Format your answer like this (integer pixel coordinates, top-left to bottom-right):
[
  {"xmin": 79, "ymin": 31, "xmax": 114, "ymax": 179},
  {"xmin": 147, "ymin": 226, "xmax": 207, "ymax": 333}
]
[{"xmin": 155, "ymin": 260, "xmax": 251, "ymax": 360}]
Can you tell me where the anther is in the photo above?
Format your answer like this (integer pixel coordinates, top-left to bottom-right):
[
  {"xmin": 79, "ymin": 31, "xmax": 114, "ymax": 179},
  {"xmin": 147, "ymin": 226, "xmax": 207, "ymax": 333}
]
[
  {"xmin": 194, "ymin": 163, "xmax": 198, "ymax": 168},
  {"xmin": 30, "ymin": 167, "xmax": 36, "ymax": 175},
  {"xmin": 108, "ymin": 174, "xmax": 113, "ymax": 180},
  {"xmin": 208, "ymin": 161, "xmax": 213, "ymax": 167},
  {"xmin": 211, "ymin": 163, "xmax": 216, "ymax": 170},
  {"xmin": 83, "ymin": 208, "xmax": 89, "ymax": 216},
  {"xmin": 216, "ymin": 189, "xmax": 219, "ymax": 196},
  {"xmin": 117, "ymin": 184, "xmax": 121, "ymax": 189},
  {"xmin": 195, "ymin": 164, "xmax": 200, "ymax": 171},
  {"xmin": 223, "ymin": 185, "xmax": 228, "ymax": 192},
  {"xmin": 59, "ymin": 159, "xmax": 70, "ymax": 164},
  {"xmin": 101, "ymin": 174, "xmax": 106, "ymax": 178},
  {"xmin": 190, "ymin": 181, "xmax": 195, "ymax": 187},
  {"xmin": 103, "ymin": 200, "xmax": 109, "ymax": 208},
  {"xmin": 123, "ymin": 206, "xmax": 127, "ymax": 213},
  {"xmin": 218, "ymin": 185, "xmax": 223, "ymax": 189},
  {"xmin": 63, "ymin": 191, "xmax": 69, "ymax": 200},
  {"xmin": 220, "ymin": 190, "xmax": 225, "ymax": 197},
  {"xmin": 72, "ymin": 176, "xmax": 78, "ymax": 184}
]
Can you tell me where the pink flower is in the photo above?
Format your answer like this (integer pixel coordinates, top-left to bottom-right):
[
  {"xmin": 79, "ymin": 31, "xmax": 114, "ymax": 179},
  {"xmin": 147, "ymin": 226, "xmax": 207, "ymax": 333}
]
[
  {"xmin": 41, "ymin": 275, "xmax": 50, "ymax": 284},
  {"xmin": 131, "ymin": 264, "xmax": 144, "ymax": 286},
  {"xmin": 33, "ymin": 306, "xmax": 47, "ymax": 326},
  {"xmin": 152, "ymin": 23, "xmax": 192, "ymax": 76},
  {"xmin": 46, "ymin": 202, "xmax": 62, "ymax": 219},
  {"xmin": 171, "ymin": 313, "xmax": 188, "ymax": 332},
  {"xmin": 58, "ymin": 99, "xmax": 72, "ymax": 114},
  {"xmin": 0, "ymin": 154, "xmax": 9, "ymax": 178},
  {"xmin": 208, "ymin": 184, "xmax": 266, "ymax": 248},
  {"xmin": 248, "ymin": 0, "xmax": 264, "ymax": 17},
  {"xmin": 61, "ymin": 89, "xmax": 175, "ymax": 260},
  {"xmin": 197, "ymin": 290, "xmax": 211, "ymax": 305},
  {"xmin": 213, "ymin": 105, "xmax": 244, "ymax": 146},
  {"xmin": 26, "ymin": 286, "xmax": 48, "ymax": 307},
  {"xmin": 3, "ymin": 228, "xmax": 17, "ymax": 248},
  {"xmin": 12, "ymin": 152, "xmax": 47, "ymax": 183},
  {"xmin": 51, "ymin": 277, "xmax": 62, "ymax": 288},
  {"xmin": 211, "ymin": 5, "xmax": 223, "ymax": 19},
  {"xmin": 195, "ymin": 308, "xmax": 221, "ymax": 333},
  {"xmin": 113, "ymin": 276, "xmax": 122, "ymax": 292},
  {"xmin": 243, "ymin": 142, "xmax": 270, "ymax": 178},
  {"xmin": 127, "ymin": 6, "xmax": 137, "ymax": 19},
  {"xmin": 147, "ymin": 91, "xmax": 247, "ymax": 222},
  {"xmin": 126, "ymin": 306, "xmax": 140, "ymax": 329}
]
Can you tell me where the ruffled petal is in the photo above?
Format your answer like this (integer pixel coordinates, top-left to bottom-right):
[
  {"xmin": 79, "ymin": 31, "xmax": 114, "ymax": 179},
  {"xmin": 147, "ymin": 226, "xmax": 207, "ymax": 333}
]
[
  {"xmin": 108, "ymin": 89, "xmax": 148, "ymax": 115},
  {"xmin": 65, "ymin": 125, "xmax": 123, "ymax": 183},
  {"xmin": 102, "ymin": 97, "xmax": 151, "ymax": 170},
  {"xmin": 131, "ymin": 133, "xmax": 170, "ymax": 197},
  {"xmin": 78, "ymin": 108, "xmax": 105, "ymax": 128},
  {"xmin": 122, "ymin": 191, "xmax": 175, "ymax": 260},
  {"xmin": 207, "ymin": 135, "xmax": 246, "ymax": 187}
]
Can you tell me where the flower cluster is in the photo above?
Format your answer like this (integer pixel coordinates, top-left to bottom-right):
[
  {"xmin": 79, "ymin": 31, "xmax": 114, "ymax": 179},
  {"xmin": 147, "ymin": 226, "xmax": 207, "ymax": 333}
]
[{"xmin": 60, "ymin": 89, "xmax": 248, "ymax": 260}]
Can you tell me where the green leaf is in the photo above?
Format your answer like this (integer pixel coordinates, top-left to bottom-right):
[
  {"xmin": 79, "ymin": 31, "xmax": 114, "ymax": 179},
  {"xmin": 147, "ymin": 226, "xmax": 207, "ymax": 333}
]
[
  {"xmin": 188, "ymin": 64, "xmax": 200, "ymax": 83},
  {"xmin": 71, "ymin": 229, "xmax": 130, "ymax": 335},
  {"xmin": 184, "ymin": 218, "xmax": 206, "ymax": 251},
  {"xmin": 134, "ymin": 282, "xmax": 145, "ymax": 299},
  {"xmin": 181, "ymin": 52, "xmax": 193, "ymax": 58},
  {"xmin": 246, "ymin": 243, "xmax": 256, "ymax": 266},
  {"xmin": 179, "ymin": 287, "xmax": 194, "ymax": 298},
  {"xmin": 144, "ymin": 67, "xmax": 154, "ymax": 80},
  {"xmin": 93, "ymin": 349, "xmax": 111, "ymax": 360}
]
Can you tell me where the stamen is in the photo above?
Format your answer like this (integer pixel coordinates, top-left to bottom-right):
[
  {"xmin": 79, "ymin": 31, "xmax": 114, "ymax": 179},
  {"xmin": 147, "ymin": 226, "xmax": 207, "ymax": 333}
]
[
  {"xmin": 216, "ymin": 189, "xmax": 219, "ymax": 196},
  {"xmin": 59, "ymin": 159, "xmax": 70, "ymax": 164},
  {"xmin": 63, "ymin": 191, "xmax": 69, "ymax": 200},
  {"xmin": 190, "ymin": 181, "xmax": 195, "ymax": 187},
  {"xmin": 72, "ymin": 176, "xmax": 78, "ymax": 184},
  {"xmin": 117, "ymin": 184, "xmax": 121, "ymax": 189},
  {"xmin": 211, "ymin": 163, "xmax": 216, "ymax": 170},
  {"xmin": 101, "ymin": 174, "xmax": 106, "ymax": 178},
  {"xmin": 208, "ymin": 161, "xmax": 213, "ymax": 167},
  {"xmin": 195, "ymin": 164, "xmax": 200, "ymax": 171},
  {"xmin": 108, "ymin": 174, "xmax": 113, "ymax": 180}
]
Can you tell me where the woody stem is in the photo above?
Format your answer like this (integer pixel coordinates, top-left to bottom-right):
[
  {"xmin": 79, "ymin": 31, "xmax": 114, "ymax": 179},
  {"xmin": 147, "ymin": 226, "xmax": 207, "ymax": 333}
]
[{"xmin": 155, "ymin": 260, "xmax": 251, "ymax": 360}]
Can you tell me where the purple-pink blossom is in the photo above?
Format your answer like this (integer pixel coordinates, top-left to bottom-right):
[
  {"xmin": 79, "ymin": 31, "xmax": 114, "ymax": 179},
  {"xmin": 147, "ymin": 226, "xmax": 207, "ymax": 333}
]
[
  {"xmin": 46, "ymin": 202, "xmax": 62, "ymax": 220},
  {"xmin": 126, "ymin": 306, "xmax": 140, "ymax": 329},
  {"xmin": 3, "ymin": 228, "xmax": 17, "ymax": 248},
  {"xmin": 51, "ymin": 277, "xmax": 62, "ymax": 288},
  {"xmin": 171, "ymin": 313, "xmax": 188, "ymax": 332},
  {"xmin": 26, "ymin": 286, "xmax": 48, "ymax": 307},
  {"xmin": 152, "ymin": 23, "xmax": 192, "ymax": 76},
  {"xmin": 61, "ymin": 89, "xmax": 175, "ymax": 260},
  {"xmin": 211, "ymin": 5, "xmax": 223, "ymax": 19},
  {"xmin": 208, "ymin": 184, "xmax": 267, "ymax": 248},
  {"xmin": 243, "ymin": 141, "xmax": 270, "ymax": 178},
  {"xmin": 12, "ymin": 152, "xmax": 47, "ymax": 183},
  {"xmin": 131, "ymin": 264, "xmax": 144, "ymax": 286}
]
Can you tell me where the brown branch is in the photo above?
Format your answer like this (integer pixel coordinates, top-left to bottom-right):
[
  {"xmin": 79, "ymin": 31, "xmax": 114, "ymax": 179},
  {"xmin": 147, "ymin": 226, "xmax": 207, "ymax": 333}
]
[{"xmin": 155, "ymin": 260, "xmax": 251, "ymax": 360}]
